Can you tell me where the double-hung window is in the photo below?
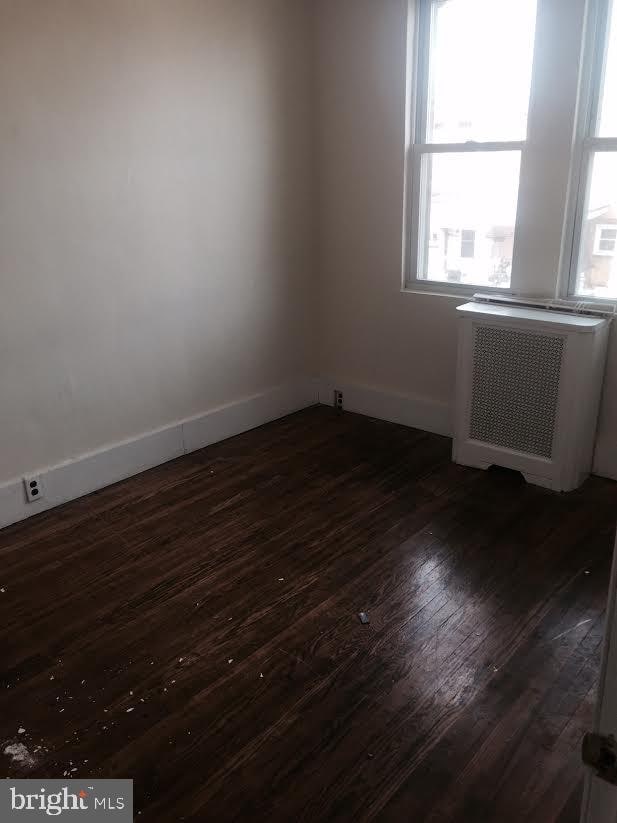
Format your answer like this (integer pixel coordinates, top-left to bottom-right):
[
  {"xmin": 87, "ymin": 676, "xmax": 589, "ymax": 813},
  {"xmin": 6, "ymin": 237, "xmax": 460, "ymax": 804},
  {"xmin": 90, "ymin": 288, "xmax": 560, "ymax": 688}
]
[
  {"xmin": 406, "ymin": 0, "xmax": 538, "ymax": 292},
  {"xmin": 568, "ymin": 0, "xmax": 617, "ymax": 300}
]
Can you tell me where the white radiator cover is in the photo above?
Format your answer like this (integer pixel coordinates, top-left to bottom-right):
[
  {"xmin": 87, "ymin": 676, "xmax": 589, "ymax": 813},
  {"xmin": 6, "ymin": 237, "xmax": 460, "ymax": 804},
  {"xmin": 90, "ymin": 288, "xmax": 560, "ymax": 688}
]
[{"xmin": 453, "ymin": 302, "xmax": 610, "ymax": 492}]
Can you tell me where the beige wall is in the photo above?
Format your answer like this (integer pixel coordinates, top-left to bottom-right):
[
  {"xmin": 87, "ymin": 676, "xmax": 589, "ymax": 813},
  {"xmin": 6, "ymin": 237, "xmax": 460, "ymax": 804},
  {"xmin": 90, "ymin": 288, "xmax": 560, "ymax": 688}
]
[
  {"xmin": 0, "ymin": 0, "xmax": 315, "ymax": 484},
  {"xmin": 315, "ymin": 0, "xmax": 617, "ymax": 479},
  {"xmin": 315, "ymin": 0, "xmax": 459, "ymax": 407}
]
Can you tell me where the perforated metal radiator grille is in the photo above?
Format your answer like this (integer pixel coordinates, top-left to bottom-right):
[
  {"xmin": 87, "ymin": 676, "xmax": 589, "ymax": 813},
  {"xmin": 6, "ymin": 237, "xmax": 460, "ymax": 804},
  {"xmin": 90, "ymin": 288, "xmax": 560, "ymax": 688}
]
[{"xmin": 469, "ymin": 325, "xmax": 565, "ymax": 458}]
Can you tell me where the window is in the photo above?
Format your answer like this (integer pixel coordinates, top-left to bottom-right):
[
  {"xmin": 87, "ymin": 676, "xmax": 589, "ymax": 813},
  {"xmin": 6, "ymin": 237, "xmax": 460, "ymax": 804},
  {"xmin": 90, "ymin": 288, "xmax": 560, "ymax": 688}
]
[
  {"xmin": 569, "ymin": 0, "xmax": 617, "ymax": 299},
  {"xmin": 405, "ymin": 0, "xmax": 617, "ymax": 302},
  {"xmin": 594, "ymin": 225, "xmax": 617, "ymax": 256},
  {"xmin": 460, "ymin": 230, "xmax": 476, "ymax": 259},
  {"xmin": 405, "ymin": 0, "xmax": 538, "ymax": 292}
]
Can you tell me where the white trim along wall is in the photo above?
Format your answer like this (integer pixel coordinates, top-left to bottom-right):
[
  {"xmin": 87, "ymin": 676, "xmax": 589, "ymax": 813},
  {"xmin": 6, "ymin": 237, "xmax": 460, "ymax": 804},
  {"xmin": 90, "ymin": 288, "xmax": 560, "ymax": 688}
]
[
  {"xmin": 2, "ymin": 375, "xmax": 615, "ymax": 531},
  {"xmin": 0, "ymin": 382, "xmax": 318, "ymax": 530}
]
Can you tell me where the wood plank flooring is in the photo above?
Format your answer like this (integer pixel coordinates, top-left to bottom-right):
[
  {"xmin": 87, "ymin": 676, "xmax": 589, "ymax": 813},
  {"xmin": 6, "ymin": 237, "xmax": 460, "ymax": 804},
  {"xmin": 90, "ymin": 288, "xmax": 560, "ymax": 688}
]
[{"xmin": 1, "ymin": 406, "xmax": 616, "ymax": 821}]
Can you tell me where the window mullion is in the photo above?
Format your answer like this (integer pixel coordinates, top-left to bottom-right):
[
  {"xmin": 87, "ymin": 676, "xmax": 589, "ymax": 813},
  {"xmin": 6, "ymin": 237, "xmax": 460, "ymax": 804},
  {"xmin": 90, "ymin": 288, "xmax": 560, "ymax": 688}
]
[{"xmin": 513, "ymin": 0, "xmax": 587, "ymax": 297}]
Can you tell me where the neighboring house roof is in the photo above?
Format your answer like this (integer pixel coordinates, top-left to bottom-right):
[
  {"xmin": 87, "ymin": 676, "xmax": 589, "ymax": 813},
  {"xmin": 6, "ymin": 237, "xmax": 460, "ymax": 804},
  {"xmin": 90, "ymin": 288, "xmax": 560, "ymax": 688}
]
[{"xmin": 588, "ymin": 205, "xmax": 617, "ymax": 223}]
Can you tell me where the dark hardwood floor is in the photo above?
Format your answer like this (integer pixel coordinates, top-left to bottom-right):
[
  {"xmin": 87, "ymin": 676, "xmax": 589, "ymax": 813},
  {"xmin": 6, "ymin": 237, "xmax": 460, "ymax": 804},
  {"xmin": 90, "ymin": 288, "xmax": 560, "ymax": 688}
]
[{"xmin": 1, "ymin": 406, "xmax": 616, "ymax": 821}]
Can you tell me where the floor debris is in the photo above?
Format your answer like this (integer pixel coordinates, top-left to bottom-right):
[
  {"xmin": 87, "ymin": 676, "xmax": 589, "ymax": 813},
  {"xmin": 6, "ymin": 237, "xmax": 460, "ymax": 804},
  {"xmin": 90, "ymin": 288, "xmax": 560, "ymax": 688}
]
[
  {"xmin": 358, "ymin": 612, "xmax": 370, "ymax": 625},
  {"xmin": 4, "ymin": 743, "xmax": 36, "ymax": 768}
]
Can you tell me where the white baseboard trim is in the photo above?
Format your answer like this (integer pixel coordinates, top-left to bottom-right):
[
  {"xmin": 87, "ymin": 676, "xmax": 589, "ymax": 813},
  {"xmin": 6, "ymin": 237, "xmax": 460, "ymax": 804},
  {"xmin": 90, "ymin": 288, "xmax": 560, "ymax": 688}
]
[
  {"xmin": 318, "ymin": 379, "xmax": 452, "ymax": 438},
  {"xmin": 316, "ymin": 379, "xmax": 617, "ymax": 480},
  {"xmin": 2, "ymin": 374, "xmax": 612, "ymax": 531},
  {"xmin": 0, "ymin": 380, "xmax": 318, "ymax": 530}
]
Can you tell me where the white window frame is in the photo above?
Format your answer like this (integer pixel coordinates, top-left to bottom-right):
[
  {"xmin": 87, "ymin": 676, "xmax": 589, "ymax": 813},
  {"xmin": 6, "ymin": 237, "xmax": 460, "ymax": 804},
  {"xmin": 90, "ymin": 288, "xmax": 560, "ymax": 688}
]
[
  {"xmin": 403, "ymin": 0, "xmax": 530, "ymax": 296},
  {"xmin": 562, "ymin": 0, "xmax": 617, "ymax": 301}
]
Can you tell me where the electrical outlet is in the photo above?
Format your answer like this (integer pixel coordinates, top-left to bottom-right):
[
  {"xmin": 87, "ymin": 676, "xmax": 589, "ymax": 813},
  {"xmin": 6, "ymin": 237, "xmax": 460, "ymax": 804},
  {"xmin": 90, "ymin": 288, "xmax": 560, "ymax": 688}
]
[
  {"xmin": 334, "ymin": 390, "xmax": 344, "ymax": 411},
  {"xmin": 23, "ymin": 475, "xmax": 45, "ymax": 504}
]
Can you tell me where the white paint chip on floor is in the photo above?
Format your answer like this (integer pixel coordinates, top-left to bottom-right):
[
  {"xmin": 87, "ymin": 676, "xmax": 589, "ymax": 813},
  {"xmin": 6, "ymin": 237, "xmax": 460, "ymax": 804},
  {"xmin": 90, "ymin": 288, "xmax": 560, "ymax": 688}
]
[{"xmin": 4, "ymin": 743, "xmax": 36, "ymax": 768}]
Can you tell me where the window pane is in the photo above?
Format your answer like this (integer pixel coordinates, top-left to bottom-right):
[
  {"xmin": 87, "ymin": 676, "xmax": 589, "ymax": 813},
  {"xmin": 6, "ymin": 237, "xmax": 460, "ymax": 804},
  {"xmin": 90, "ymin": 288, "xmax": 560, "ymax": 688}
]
[
  {"xmin": 576, "ymin": 152, "xmax": 617, "ymax": 298},
  {"xmin": 460, "ymin": 229, "xmax": 476, "ymax": 258},
  {"xmin": 420, "ymin": 151, "xmax": 521, "ymax": 288},
  {"xmin": 427, "ymin": 0, "xmax": 537, "ymax": 143},
  {"xmin": 598, "ymin": 0, "xmax": 617, "ymax": 137}
]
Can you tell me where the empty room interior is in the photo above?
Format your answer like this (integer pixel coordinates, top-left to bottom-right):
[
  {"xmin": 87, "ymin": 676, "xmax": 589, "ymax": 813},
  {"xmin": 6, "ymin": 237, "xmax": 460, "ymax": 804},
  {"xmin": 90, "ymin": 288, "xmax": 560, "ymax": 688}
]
[{"xmin": 3, "ymin": 0, "xmax": 617, "ymax": 820}]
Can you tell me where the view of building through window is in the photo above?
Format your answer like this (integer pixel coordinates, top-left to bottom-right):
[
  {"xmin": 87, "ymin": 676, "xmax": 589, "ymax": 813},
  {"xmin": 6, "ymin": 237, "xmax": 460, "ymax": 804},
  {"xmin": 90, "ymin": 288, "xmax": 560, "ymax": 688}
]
[
  {"xmin": 425, "ymin": 151, "xmax": 521, "ymax": 287},
  {"xmin": 578, "ymin": 153, "xmax": 617, "ymax": 297}
]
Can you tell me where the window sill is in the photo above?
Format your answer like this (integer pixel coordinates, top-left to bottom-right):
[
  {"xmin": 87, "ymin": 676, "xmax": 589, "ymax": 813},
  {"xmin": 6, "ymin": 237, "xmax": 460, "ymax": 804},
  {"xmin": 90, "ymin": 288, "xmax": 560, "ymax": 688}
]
[
  {"xmin": 400, "ymin": 286, "xmax": 617, "ymax": 315},
  {"xmin": 401, "ymin": 283, "xmax": 516, "ymax": 300},
  {"xmin": 400, "ymin": 287, "xmax": 470, "ymax": 300}
]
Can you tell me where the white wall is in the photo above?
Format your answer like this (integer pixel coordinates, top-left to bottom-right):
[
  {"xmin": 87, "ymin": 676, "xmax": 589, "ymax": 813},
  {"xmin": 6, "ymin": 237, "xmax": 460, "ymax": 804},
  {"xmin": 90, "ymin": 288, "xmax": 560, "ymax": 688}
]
[
  {"xmin": 0, "ymin": 0, "xmax": 314, "ymax": 485},
  {"xmin": 315, "ymin": 0, "xmax": 617, "ymax": 480}
]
